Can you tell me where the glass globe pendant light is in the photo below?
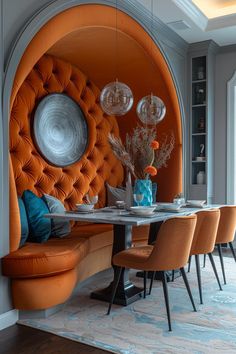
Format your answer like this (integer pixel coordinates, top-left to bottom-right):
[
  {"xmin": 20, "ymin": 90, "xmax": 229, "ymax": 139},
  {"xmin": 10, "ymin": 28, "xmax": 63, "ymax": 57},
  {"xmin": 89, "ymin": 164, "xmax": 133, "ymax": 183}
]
[
  {"xmin": 136, "ymin": 0, "xmax": 166, "ymax": 125},
  {"xmin": 100, "ymin": 79, "xmax": 133, "ymax": 116},
  {"xmin": 100, "ymin": 0, "xmax": 134, "ymax": 116},
  {"xmin": 136, "ymin": 93, "xmax": 166, "ymax": 125}
]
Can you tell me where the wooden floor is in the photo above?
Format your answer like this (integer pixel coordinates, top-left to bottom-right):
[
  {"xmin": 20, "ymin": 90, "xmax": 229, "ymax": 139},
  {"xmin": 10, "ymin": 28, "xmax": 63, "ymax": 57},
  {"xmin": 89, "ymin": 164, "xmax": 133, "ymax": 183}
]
[{"xmin": 0, "ymin": 325, "xmax": 110, "ymax": 354}]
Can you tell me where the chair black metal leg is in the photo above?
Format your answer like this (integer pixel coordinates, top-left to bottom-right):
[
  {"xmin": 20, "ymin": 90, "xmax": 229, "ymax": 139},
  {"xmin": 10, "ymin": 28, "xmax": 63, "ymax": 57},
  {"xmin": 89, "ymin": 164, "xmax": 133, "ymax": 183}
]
[
  {"xmin": 161, "ymin": 271, "xmax": 172, "ymax": 331},
  {"xmin": 180, "ymin": 267, "xmax": 197, "ymax": 312},
  {"xmin": 107, "ymin": 267, "xmax": 123, "ymax": 315},
  {"xmin": 208, "ymin": 253, "xmax": 223, "ymax": 291},
  {"xmin": 171, "ymin": 270, "xmax": 175, "ymax": 282},
  {"xmin": 144, "ymin": 271, "xmax": 147, "ymax": 298},
  {"xmin": 203, "ymin": 254, "xmax": 206, "ymax": 268},
  {"xmin": 149, "ymin": 271, "xmax": 156, "ymax": 295},
  {"xmin": 195, "ymin": 254, "xmax": 203, "ymax": 304},
  {"xmin": 217, "ymin": 244, "xmax": 226, "ymax": 284},
  {"xmin": 229, "ymin": 242, "xmax": 236, "ymax": 262},
  {"xmin": 187, "ymin": 256, "xmax": 192, "ymax": 272}
]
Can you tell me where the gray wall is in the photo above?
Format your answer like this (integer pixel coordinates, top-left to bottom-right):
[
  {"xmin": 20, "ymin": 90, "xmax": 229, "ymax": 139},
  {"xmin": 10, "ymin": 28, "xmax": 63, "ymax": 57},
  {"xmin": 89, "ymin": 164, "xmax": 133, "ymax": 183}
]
[
  {"xmin": 0, "ymin": 0, "xmax": 13, "ymax": 315},
  {"xmin": 214, "ymin": 47, "xmax": 236, "ymax": 203},
  {"xmin": 0, "ymin": 0, "xmax": 187, "ymax": 317}
]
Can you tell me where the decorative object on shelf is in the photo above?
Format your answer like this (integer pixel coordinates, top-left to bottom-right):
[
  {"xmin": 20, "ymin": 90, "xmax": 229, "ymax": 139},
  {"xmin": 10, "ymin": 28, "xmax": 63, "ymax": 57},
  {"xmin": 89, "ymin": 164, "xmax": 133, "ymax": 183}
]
[
  {"xmin": 200, "ymin": 143, "xmax": 205, "ymax": 157},
  {"xmin": 133, "ymin": 179, "xmax": 153, "ymax": 206},
  {"xmin": 197, "ymin": 66, "xmax": 205, "ymax": 80},
  {"xmin": 100, "ymin": 79, "xmax": 133, "ymax": 116},
  {"xmin": 198, "ymin": 117, "xmax": 205, "ymax": 132},
  {"xmin": 108, "ymin": 126, "xmax": 175, "ymax": 179},
  {"xmin": 197, "ymin": 170, "xmax": 205, "ymax": 185},
  {"xmin": 195, "ymin": 87, "xmax": 205, "ymax": 105},
  {"xmin": 33, "ymin": 93, "xmax": 88, "ymax": 167},
  {"xmin": 196, "ymin": 143, "xmax": 205, "ymax": 161},
  {"xmin": 100, "ymin": 0, "xmax": 133, "ymax": 116}
]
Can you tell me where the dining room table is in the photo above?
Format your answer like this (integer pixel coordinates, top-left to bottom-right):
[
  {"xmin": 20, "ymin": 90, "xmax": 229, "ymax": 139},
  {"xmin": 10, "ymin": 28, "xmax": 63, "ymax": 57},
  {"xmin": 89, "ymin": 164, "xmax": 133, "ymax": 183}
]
[{"xmin": 45, "ymin": 204, "xmax": 221, "ymax": 306}]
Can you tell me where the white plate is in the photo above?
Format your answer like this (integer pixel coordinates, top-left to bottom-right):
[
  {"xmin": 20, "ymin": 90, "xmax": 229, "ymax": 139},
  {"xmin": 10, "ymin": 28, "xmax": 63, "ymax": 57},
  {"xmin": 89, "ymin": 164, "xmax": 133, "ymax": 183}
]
[
  {"xmin": 130, "ymin": 206, "xmax": 156, "ymax": 216},
  {"xmin": 155, "ymin": 203, "xmax": 182, "ymax": 211},
  {"xmin": 186, "ymin": 200, "xmax": 206, "ymax": 207}
]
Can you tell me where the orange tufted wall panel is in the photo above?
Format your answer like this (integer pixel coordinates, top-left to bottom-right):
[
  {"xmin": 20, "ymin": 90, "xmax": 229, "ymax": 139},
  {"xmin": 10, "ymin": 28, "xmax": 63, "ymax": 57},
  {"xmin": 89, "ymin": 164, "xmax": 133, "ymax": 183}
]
[{"xmin": 10, "ymin": 54, "xmax": 124, "ymax": 249}]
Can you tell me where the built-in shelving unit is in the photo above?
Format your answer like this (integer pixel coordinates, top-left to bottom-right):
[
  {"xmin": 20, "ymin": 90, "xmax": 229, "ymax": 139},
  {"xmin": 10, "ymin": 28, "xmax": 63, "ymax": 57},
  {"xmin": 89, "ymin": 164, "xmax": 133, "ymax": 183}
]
[
  {"xmin": 187, "ymin": 41, "xmax": 217, "ymax": 203},
  {"xmin": 191, "ymin": 55, "xmax": 207, "ymax": 186}
]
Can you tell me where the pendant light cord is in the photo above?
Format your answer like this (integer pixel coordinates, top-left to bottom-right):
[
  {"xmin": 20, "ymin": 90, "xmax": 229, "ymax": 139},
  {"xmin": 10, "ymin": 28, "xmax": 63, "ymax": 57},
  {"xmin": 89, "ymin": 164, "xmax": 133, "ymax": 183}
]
[{"xmin": 116, "ymin": 0, "xmax": 118, "ymax": 81}]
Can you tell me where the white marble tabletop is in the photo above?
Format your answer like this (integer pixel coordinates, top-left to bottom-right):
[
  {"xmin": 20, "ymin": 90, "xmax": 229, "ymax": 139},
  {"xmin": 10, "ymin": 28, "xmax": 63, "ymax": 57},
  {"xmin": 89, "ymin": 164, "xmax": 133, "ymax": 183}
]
[{"xmin": 45, "ymin": 204, "xmax": 221, "ymax": 227}]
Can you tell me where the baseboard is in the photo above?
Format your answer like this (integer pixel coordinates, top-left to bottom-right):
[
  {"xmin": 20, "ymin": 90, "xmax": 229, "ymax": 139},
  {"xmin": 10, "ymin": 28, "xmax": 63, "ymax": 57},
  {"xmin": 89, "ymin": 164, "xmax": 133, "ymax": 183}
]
[
  {"xmin": 19, "ymin": 304, "xmax": 64, "ymax": 320},
  {"xmin": 0, "ymin": 310, "xmax": 19, "ymax": 330}
]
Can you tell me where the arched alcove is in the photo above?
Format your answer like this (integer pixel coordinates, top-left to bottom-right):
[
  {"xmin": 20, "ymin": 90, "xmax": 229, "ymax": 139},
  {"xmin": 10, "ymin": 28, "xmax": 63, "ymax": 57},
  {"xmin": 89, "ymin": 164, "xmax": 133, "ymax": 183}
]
[
  {"xmin": 8, "ymin": 3, "xmax": 182, "ymax": 199},
  {"xmin": 2, "ymin": 1, "xmax": 185, "ymax": 257}
]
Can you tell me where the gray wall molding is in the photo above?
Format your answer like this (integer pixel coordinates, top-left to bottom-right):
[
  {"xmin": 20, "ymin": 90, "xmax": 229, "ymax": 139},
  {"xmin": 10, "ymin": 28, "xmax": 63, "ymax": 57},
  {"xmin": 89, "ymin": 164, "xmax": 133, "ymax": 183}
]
[
  {"xmin": 219, "ymin": 43, "xmax": 236, "ymax": 54},
  {"xmin": 0, "ymin": 310, "xmax": 18, "ymax": 330},
  {"xmin": 0, "ymin": 0, "xmax": 4, "ymax": 257},
  {"xmin": 188, "ymin": 40, "xmax": 219, "ymax": 55},
  {"xmin": 226, "ymin": 70, "xmax": 236, "ymax": 204}
]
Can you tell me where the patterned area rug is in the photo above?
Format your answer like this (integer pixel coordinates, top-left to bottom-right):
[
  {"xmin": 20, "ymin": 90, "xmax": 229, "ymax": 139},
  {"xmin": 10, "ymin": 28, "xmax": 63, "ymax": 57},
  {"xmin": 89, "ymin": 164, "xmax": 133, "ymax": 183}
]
[{"xmin": 18, "ymin": 256, "xmax": 236, "ymax": 354}]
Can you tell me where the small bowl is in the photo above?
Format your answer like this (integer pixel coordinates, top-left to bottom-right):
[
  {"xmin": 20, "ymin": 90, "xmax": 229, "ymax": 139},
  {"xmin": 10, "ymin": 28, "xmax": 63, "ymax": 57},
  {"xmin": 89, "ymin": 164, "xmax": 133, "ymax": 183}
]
[
  {"xmin": 76, "ymin": 203, "xmax": 94, "ymax": 212},
  {"xmin": 186, "ymin": 200, "xmax": 206, "ymax": 207},
  {"xmin": 156, "ymin": 203, "xmax": 182, "ymax": 211},
  {"xmin": 130, "ymin": 206, "xmax": 156, "ymax": 216}
]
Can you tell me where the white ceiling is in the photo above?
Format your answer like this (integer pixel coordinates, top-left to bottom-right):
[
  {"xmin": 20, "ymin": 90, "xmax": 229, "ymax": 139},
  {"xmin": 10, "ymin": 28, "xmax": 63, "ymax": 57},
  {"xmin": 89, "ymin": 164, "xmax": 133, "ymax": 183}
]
[{"xmin": 136, "ymin": 0, "xmax": 236, "ymax": 46}]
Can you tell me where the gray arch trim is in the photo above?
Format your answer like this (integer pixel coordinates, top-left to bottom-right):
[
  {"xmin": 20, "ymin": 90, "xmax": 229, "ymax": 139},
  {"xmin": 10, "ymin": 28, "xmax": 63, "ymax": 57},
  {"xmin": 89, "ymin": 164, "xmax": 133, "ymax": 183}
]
[{"xmin": 2, "ymin": 0, "xmax": 187, "ymax": 255}]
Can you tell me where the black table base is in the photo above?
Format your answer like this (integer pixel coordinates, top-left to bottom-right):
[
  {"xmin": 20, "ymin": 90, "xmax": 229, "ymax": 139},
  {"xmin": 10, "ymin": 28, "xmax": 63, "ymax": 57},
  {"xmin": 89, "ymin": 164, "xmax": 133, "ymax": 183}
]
[
  {"xmin": 91, "ymin": 281, "xmax": 143, "ymax": 306},
  {"xmin": 90, "ymin": 224, "xmax": 144, "ymax": 305}
]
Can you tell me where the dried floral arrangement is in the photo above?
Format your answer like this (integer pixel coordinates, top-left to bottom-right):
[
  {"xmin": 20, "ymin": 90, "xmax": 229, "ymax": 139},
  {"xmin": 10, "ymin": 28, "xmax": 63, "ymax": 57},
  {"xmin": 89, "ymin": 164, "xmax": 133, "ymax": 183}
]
[{"xmin": 108, "ymin": 125, "xmax": 175, "ymax": 179}]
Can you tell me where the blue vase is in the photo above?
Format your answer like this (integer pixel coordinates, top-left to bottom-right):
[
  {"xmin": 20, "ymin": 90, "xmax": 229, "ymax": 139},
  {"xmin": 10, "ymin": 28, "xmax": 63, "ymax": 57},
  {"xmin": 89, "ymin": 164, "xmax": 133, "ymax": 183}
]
[{"xmin": 134, "ymin": 179, "xmax": 153, "ymax": 206}]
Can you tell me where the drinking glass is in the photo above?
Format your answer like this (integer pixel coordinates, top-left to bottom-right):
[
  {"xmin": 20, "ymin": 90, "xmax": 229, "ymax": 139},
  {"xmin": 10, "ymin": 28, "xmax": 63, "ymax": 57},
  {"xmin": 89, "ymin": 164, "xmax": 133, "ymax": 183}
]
[
  {"xmin": 90, "ymin": 195, "xmax": 98, "ymax": 205},
  {"xmin": 133, "ymin": 193, "xmax": 144, "ymax": 207}
]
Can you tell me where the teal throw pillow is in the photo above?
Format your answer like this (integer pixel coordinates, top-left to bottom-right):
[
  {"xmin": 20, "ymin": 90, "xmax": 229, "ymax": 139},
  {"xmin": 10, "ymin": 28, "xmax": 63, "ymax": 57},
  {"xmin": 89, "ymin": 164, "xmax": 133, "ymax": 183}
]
[
  {"xmin": 42, "ymin": 194, "xmax": 71, "ymax": 238},
  {"xmin": 22, "ymin": 190, "xmax": 51, "ymax": 243},
  {"xmin": 18, "ymin": 197, "xmax": 29, "ymax": 247}
]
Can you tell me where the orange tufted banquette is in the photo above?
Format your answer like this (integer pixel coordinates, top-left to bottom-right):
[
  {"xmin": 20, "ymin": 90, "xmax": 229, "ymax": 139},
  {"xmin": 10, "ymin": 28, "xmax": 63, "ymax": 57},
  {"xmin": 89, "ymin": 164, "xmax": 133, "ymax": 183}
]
[{"xmin": 3, "ymin": 54, "xmax": 150, "ymax": 310}]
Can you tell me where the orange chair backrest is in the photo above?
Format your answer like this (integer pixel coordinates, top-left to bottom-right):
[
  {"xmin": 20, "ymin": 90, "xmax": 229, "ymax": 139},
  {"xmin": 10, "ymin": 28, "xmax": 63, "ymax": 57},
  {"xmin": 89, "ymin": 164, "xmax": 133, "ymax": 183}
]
[
  {"xmin": 146, "ymin": 215, "xmax": 197, "ymax": 271},
  {"xmin": 215, "ymin": 206, "xmax": 236, "ymax": 244},
  {"xmin": 190, "ymin": 209, "xmax": 220, "ymax": 256}
]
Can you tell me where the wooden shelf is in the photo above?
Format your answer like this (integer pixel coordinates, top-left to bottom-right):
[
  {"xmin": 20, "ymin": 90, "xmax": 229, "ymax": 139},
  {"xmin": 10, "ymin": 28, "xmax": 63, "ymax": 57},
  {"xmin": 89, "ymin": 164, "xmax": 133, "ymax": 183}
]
[
  {"xmin": 192, "ymin": 79, "xmax": 206, "ymax": 84},
  {"xmin": 192, "ymin": 104, "xmax": 206, "ymax": 108},
  {"xmin": 192, "ymin": 160, "xmax": 206, "ymax": 163}
]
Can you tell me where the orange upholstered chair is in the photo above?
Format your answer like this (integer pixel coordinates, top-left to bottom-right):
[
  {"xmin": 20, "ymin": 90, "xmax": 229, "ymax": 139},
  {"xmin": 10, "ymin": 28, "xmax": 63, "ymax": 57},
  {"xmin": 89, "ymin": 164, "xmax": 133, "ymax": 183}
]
[
  {"xmin": 107, "ymin": 215, "xmax": 197, "ymax": 331},
  {"xmin": 214, "ymin": 206, "xmax": 236, "ymax": 284},
  {"xmin": 189, "ymin": 209, "xmax": 221, "ymax": 304}
]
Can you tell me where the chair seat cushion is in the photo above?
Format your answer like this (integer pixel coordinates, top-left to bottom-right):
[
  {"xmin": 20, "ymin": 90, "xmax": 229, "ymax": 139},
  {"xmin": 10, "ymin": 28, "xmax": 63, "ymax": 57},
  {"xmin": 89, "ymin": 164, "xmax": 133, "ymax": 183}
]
[
  {"xmin": 2, "ymin": 236, "xmax": 89, "ymax": 278},
  {"xmin": 113, "ymin": 245, "xmax": 154, "ymax": 269}
]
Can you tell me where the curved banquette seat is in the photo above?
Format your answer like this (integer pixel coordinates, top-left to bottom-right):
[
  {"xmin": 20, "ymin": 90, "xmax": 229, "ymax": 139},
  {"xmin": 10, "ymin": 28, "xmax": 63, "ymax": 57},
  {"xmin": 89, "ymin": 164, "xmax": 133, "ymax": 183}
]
[{"xmin": 2, "ymin": 54, "xmax": 149, "ymax": 310}]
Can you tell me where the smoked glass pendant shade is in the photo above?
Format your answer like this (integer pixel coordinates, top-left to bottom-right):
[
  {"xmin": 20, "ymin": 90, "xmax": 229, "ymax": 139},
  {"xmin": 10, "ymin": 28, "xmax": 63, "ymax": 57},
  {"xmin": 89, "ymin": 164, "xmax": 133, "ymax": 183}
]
[
  {"xmin": 136, "ymin": 94, "xmax": 166, "ymax": 125},
  {"xmin": 100, "ymin": 80, "xmax": 134, "ymax": 116}
]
